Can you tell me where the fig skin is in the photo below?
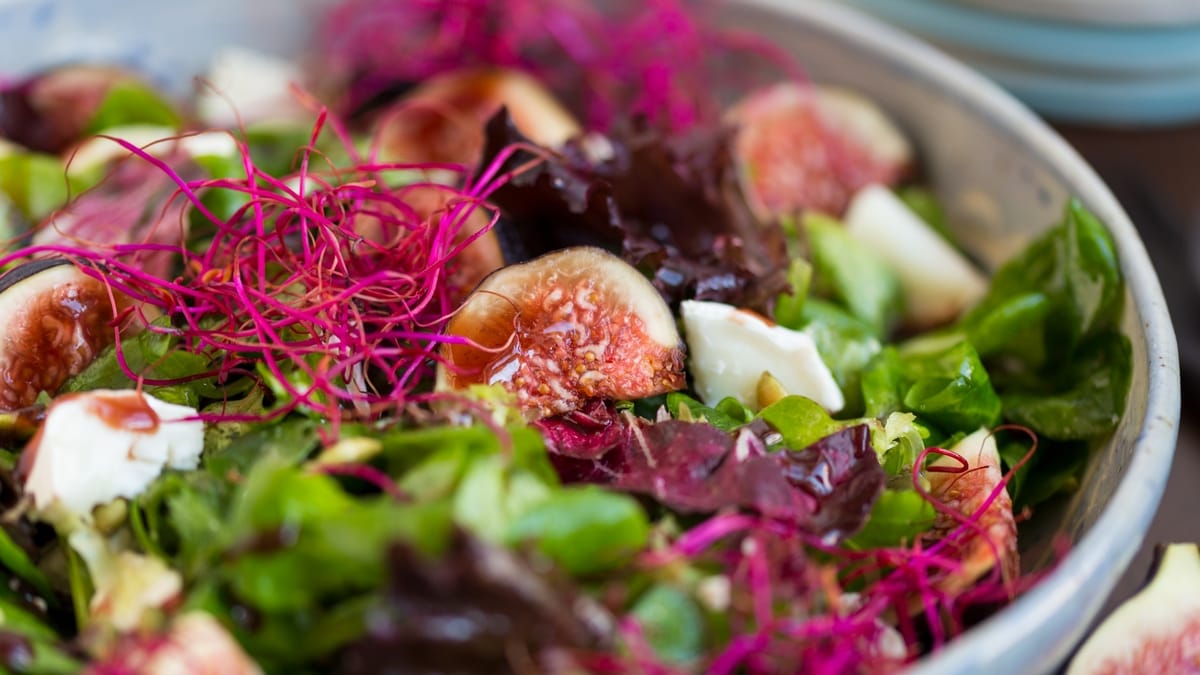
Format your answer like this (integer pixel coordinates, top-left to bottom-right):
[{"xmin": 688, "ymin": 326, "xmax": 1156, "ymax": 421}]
[
  {"xmin": 0, "ymin": 260, "xmax": 130, "ymax": 411},
  {"xmin": 1068, "ymin": 543, "xmax": 1200, "ymax": 675},
  {"xmin": 0, "ymin": 65, "xmax": 137, "ymax": 154},
  {"xmin": 726, "ymin": 82, "xmax": 912, "ymax": 221},
  {"xmin": 438, "ymin": 246, "xmax": 685, "ymax": 420},
  {"xmin": 927, "ymin": 428, "xmax": 1019, "ymax": 593}
]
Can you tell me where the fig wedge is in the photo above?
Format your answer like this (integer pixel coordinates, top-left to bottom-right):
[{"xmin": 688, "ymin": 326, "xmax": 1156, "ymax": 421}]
[
  {"xmin": 0, "ymin": 65, "xmax": 140, "ymax": 153},
  {"xmin": 927, "ymin": 428, "xmax": 1019, "ymax": 593},
  {"xmin": 727, "ymin": 82, "xmax": 912, "ymax": 221},
  {"xmin": 373, "ymin": 67, "xmax": 581, "ymax": 167},
  {"xmin": 1068, "ymin": 543, "xmax": 1200, "ymax": 675},
  {"xmin": 0, "ymin": 260, "xmax": 129, "ymax": 410},
  {"xmin": 438, "ymin": 247, "xmax": 685, "ymax": 420}
]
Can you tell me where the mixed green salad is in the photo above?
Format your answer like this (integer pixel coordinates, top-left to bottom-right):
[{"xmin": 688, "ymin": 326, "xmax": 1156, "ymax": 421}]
[{"xmin": 0, "ymin": 0, "xmax": 1130, "ymax": 673}]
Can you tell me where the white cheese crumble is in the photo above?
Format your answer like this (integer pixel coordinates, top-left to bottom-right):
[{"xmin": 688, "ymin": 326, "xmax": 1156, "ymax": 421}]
[
  {"xmin": 23, "ymin": 389, "xmax": 204, "ymax": 523},
  {"xmin": 843, "ymin": 184, "xmax": 988, "ymax": 329},
  {"xmin": 680, "ymin": 300, "xmax": 844, "ymax": 413}
]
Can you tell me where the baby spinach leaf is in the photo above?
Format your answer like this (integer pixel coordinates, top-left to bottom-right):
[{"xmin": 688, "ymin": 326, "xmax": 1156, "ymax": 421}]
[
  {"xmin": 877, "ymin": 338, "xmax": 1002, "ymax": 435},
  {"xmin": 205, "ymin": 417, "xmax": 320, "ymax": 478},
  {"xmin": 846, "ymin": 488, "xmax": 935, "ymax": 549},
  {"xmin": 630, "ymin": 584, "xmax": 705, "ymax": 664},
  {"xmin": 451, "ymin": 454, "xmax": 554, "ymax": 542},
  {"xmin": 506, "ymin": 486, "xmax": 649, "ymax": 576},
  {"xmin": 61, "ymin": 324, "xmax": 217, "ymax": 406},
  {"xmin": 1005, "ymin": 440, "xmax": 1090, "ymax": 509},
  {"xmin": 757, "ymin": 395, "xmax": 845, "ymax": 451},
  {"xmin": 665, "ymin": 392, "xmax": 750, "ymax": 431},
  {"xmin": 961, "ymin": 199, "xmax": 1122, "ymax": 371},
  {"xmin": 84, "ymin": 81, "xmax": 180, "ymax": 134},
  {"xmin": 1001, "ymin": 331, "xmax": 1131, "ymax": 440}
]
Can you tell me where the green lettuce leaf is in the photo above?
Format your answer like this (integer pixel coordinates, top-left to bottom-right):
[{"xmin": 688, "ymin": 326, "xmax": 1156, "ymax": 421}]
[
  {"xmin": 805, "ymin": 212, "xmax": 902, "ymax": 337},
  {"xmin": 846, "ymin": 488, "xmax": 935, "ymax": 549},
  {"xmin": 505, "ymin": 485, "xmax": 649, "ymax": 576}
]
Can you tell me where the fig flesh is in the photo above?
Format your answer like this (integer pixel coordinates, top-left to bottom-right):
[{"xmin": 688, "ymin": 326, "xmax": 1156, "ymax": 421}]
[
  {"xmin": 0, "ymin": 260, "xmax": 129, "ymax": 410},
  {"xmin": 927, "ymin": 428, "xmax": 1019, "ymax": 593},
  {"xmin": 727, "ymin": 82, "xmax": 912, "ymax": 221},
  {"xmin": 1068, "ymin": 543, "xmax": 1200, "ymax": 675},
  {"xmin": 438, "ymin": 247, "xmax": 685, "ymax": 420}
]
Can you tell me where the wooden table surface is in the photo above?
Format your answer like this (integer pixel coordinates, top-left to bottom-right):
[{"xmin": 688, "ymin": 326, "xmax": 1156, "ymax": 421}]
[{"xmin": 1055, "ymin": 123, "xmax": 1200, "ymax": 619}]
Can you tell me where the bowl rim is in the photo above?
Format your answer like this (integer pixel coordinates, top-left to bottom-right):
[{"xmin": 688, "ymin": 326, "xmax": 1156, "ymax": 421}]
[{"xmin": 737, "ymin": 0, "xmax": 1181, "ymax": 672}]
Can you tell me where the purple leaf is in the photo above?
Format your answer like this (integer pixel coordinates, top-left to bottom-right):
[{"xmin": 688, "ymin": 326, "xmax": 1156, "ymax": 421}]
[{"xmin": 538, "ymin": 405, "xmax": 885, "ymax": 542}]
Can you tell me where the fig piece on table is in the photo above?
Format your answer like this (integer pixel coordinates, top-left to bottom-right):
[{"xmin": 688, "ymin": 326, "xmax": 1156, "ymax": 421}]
[
  {"xmin": 1068, "ymin": 543, "xmax": 1200, "ymax": 675},
  {"xmin": 437, "ymin": 247, "xmax": 685, "ymax": 420}
]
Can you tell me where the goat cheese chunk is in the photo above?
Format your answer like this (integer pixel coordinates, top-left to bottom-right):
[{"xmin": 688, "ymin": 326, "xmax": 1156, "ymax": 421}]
[
  {"xmin": 843, "ymin": 184, "xmax": 988, "ymax": 329},
  {"xmin": 22, "ymin": 389, "xmax": 204, "ymax": 522},
  {"xmin": 681, "ymin": 300, "xmax": 844, "ymax": 413},
  {"xmin": 197, "ymin": 46, "xmax": 308, "ymax": 127}
]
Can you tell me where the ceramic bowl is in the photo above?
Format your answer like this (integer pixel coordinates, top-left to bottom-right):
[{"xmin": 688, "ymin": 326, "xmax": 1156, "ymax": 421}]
[
  {"xmin": 0, "ymin": 0, "xmax": 1182, "ymax": 672},
  {"xmin": 725, "ymin": 2, "xmax": 1180, "ymax": 671}
]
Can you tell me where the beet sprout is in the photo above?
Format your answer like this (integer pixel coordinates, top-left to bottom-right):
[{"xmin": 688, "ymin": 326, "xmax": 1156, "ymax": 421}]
[
  {"xmin": 319, "ymin": 0, "xmax": 804, "ymax": 133},
  {"xmin": 0, "ymin": 108, "xmax": 544, "ymax": 429},
  {"xmin": 317, "ymin": 462, "xmax": 407, "ymax": 500},
  {"xmin": 621, "ymin": 426, "xmax": 1055, "ymax": 672}
]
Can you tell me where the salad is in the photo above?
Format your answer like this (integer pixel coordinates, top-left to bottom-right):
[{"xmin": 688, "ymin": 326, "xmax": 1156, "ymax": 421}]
[{"xmin": 0, "ymin": 0, "xmax": 1131, "ymax": 673}]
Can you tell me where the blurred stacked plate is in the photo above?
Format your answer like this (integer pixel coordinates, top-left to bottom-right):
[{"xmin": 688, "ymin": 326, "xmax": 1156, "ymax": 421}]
[{"xmin": 845, "ymin": 0, "xmax": 1200, "ymax": 126}]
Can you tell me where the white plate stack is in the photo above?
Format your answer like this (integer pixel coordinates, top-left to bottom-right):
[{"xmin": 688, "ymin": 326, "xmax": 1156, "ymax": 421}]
[{"xmin": 845, "ymin": 0, "xmax": 1200, "ymax": 126}]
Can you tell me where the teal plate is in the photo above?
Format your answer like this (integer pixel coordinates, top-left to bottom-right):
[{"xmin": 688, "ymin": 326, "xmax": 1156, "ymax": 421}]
[{"xmin": 845, "ymin": 0, "xmax": 1200, "ymax": 77}]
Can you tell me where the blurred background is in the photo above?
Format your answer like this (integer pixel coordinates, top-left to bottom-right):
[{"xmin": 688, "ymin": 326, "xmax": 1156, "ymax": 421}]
[{"xmin": 845, "ymin": 0, "xmax": 1200, "ymax": 636}]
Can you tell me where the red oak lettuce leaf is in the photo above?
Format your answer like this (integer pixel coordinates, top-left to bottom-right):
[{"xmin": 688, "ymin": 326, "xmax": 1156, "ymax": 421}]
[
  {"xmin": 535, "ymin": 404, "xmax": 885, "ymax": 541},
  {"xmin": 340, "ymin": 530, "xmax": 611, "ymax": 675},
  {"xmin": 481, "ymin": 112, "xmax": 789, "ymax": 310}
]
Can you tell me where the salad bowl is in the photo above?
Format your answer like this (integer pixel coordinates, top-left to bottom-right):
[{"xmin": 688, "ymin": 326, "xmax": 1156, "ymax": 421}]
[
  {"xmin": 0, "ymin": 0, "xmax": 1180, "ymax": 673},
  {"xmin": 721, "ymin": 1, "xmax": 1180, "ymax": 672}
]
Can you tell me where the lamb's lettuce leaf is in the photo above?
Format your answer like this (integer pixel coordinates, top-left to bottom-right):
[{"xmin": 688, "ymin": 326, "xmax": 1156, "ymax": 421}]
[
  {"xmin": 862, "ymin": 339, "xmax": 1001, "ymax": 438},
  {"xmin": 805, "ymin": 212, "xmax": 902, "ymax": 337}
]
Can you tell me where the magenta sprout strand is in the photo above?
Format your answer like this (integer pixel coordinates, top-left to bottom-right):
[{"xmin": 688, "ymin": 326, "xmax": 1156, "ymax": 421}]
[
  {"xmin": 620, "ymin": 428, "xmax": 1052, "ymax": 672},
  {"xmin": 0, "ymin": 109, "xmax": 543, "ymax": 427},
  {"xmin": 319, "ymin": 0, "xmax": 808, "ymax": 133}
]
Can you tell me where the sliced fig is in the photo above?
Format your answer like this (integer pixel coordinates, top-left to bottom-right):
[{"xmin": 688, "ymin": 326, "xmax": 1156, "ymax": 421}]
[
  {"xmin": 438, "ymin": 247, "xmax": 685, "ymax": 420},
  {"xmin": 726, "ymin": 82, "xmax": 913, "ymax": 221},
  {"xmin": 0, "ymin": 260, "xmax": 129, "ymax": 410},
  {"xmin": 1068, "ymin": 543, "xmax": 1200, "ymax": 675},
  {"xmin": 0, "ymin": 65, "xmax": 139, "ymax": 153},
  {"xmin": 391, "ymin": 185, "xmax": 503, "ymax": 296},
  {"xmin": 372, "ymin": 67, "xmax": 582, "ymax": 167},
  {"xmin": 86, "ymin": 611, "xmax": 262, "ymax": 675},
  {"xmin": 926, "ymin": 428, "xmax": 1019, "ymax": 592}
]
